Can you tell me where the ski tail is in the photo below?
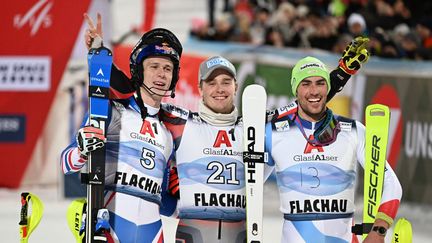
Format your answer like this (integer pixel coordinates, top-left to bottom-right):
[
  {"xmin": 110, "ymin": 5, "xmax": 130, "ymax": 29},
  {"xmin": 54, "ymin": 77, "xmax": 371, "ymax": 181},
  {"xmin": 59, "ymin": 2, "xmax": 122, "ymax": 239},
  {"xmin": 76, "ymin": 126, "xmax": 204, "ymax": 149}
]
[
  {"xmin": 242, "ymin": 84, "xmax": 267, "ymax": 243},
  {"xmin": 83, "ymin": 46, "xmax": 113, "ymax": 243},
  {"xmin": 19, "ymin": 192, "xmax": 44, "ymax": 243},
  {"xmin": 392, "ymin": 218, "xmax": 412, "ymax": 243}
]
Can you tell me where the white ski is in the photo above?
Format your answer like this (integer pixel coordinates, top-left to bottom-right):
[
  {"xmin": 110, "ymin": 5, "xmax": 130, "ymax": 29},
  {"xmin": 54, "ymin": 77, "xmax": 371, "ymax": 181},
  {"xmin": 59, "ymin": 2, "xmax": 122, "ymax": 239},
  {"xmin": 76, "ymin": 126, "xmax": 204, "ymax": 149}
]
[{"xmin": 242, "ymin": 84, "xmax": 267, "ymax": 243}]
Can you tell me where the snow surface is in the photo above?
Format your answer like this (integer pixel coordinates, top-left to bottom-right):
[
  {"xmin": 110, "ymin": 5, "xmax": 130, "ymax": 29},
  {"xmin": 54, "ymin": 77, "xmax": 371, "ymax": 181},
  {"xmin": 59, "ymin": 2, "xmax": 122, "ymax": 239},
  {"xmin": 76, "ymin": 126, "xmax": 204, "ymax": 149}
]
[{"xmin": 1, "ymin": 184, "xmax": 430, "ymax": 243}]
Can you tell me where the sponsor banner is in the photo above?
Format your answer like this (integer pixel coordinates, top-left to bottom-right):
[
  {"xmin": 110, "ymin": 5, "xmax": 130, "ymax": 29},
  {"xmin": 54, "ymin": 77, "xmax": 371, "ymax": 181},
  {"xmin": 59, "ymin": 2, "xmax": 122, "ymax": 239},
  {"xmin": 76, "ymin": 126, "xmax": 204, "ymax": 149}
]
[
  {"xmin": 0, "ymin": 56, "xmax": 50, "ymax": 91},
  {"xmin": 364, "ymin": 75, "xmax": 432, "ymax": 203},
  {"xmin": 0, "ymin": 0, "xmax": 91, "ymax": 188},
  {"xmin": 0, "ymin": 115, "xmax": 26, "ymax": 142}
]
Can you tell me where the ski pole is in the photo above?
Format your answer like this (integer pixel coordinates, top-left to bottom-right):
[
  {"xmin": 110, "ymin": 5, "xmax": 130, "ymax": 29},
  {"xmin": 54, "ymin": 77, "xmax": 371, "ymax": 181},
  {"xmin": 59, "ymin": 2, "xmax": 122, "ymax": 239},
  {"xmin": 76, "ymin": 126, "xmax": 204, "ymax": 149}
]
[{"xmin": 19, "ymin": 192, "xmax": 44, "ymax": 243}]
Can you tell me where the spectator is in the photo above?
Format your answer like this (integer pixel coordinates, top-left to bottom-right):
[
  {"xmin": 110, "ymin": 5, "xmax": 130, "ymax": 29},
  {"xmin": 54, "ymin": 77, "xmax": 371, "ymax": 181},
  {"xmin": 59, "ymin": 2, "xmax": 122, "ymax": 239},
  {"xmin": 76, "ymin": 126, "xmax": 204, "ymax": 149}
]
[
  {"xmin": 399, "ymin": 32, "xmax": 422, "ymax": 60},
  {"xmin": 208, "ymin": 0, "xmax": 231, "ymax": 29},
  {"xmin": 365, "ymin": 0, "xmax": 411, "ymax": 31},
  {"xmin": 416, "ymin": 18, "xmax": 432, "ymax": 49},
  {"xmin": 369, "ymin": 28, "xmax": 400, "ymax": 58},
  {"xmin": 332, "ymin": 34, "xmax": 353, "ymax": 53},
  {"xmin": 343, "ymin": 0, "xmax": 368, "ymax": 19},
  {"xmin": 347, "ymin": 13, "xmax": 367, "ymax": 37},
  {"xmin": 271, "ymin": 2, "xmax": 298, "ymax": 46},
  {"xmin": 264, "ymin": 26, "xmax": 285, "ymax": 48},
  {"xmin": 231, "ymin": 11, "xmax": 253, "ymax": 43},
  {"xmin": 309, "ymin": 15, "xmax": 340, "ymax": 50},
  {"xmin": 249, "ymin": 6, "xmax": 272, "ymax": 45},
  {"xmin": 189, "ymin": 0, "xmax": 432, "ymax": 60},
  {"xmin": 213, "ymin": 13, "xmax": 235, "ymax": 41}
]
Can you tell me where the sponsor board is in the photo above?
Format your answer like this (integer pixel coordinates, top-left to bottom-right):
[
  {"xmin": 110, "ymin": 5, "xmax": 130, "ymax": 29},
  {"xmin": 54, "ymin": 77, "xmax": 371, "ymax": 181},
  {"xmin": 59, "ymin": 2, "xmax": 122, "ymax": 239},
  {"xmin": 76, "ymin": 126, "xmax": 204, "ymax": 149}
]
[
  {"xmin": 0, "ymin": 115, "xmax": 26, "ymax": 142},
  {"xmin": 0, "ymin": 56, "xmax": 50, "ymax": 91}
]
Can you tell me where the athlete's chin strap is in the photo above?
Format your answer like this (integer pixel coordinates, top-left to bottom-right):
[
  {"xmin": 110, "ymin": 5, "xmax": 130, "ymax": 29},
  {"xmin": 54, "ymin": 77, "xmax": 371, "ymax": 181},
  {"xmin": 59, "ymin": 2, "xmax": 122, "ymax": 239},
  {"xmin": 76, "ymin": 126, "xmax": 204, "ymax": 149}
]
[
  {"xmin": 140, "ymin": 82, "xmax": 176, "ymax": 98},
  {"xmin": 134, "ymin": 87, "xmax": 164, "ymax": 121}
]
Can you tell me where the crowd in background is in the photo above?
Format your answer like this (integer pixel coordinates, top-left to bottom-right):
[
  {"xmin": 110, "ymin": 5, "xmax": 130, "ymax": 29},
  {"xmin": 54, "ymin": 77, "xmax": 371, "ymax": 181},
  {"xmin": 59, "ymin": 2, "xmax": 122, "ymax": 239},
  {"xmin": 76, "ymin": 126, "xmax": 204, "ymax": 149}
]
[{"xmin": 190, "ymin": 0, "xmax": 432, "ymax": 60}]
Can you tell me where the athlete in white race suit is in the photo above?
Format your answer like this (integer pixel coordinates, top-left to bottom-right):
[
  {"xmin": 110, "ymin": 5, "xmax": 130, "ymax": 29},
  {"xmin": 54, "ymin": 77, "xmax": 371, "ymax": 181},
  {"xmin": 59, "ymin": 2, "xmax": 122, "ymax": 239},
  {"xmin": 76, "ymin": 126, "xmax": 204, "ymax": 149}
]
[
  {"xmin": 61, "ymin": 27, "xmax": 182, "ymax": 243},
  {"xmin": 265, "ymin": 56, "xmax": 402, "ymax": 243},
  {"xmin": 160, "ymin": 56, "xmax": 246, "ymax": 243}
]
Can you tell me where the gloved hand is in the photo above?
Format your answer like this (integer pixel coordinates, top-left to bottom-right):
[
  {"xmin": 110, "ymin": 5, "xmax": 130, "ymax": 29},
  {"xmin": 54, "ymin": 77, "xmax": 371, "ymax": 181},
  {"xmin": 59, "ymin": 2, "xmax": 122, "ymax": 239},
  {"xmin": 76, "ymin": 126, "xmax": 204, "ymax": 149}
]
[
  {"xmin": 76, "ymin": 126, "xmax": 106, "ymax": 159},
  {"xmin": 168, "ymin": 167, "xmax": 180, "ymax": 198},
  {"xmin": 338, "ymin": 36, "xmax": 370, "ymax": 75}
]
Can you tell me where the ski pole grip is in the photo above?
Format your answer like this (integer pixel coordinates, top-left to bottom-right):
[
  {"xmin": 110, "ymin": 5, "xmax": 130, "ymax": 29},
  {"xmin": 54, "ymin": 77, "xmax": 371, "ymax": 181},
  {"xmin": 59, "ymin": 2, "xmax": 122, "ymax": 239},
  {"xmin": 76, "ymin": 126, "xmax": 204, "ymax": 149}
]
[{"xmin": 19, "ymin": 192, "xmax": 30, "ymax": 225}]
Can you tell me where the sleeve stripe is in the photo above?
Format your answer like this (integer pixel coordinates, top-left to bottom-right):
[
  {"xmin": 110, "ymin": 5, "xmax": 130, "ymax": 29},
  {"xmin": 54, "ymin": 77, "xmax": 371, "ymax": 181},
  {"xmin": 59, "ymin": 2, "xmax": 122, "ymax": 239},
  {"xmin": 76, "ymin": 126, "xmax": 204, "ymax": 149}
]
[
  {"xmin": 62, "ymin": 148, "xmax": 84, "ymax": 174},
  {"xmin": 67, "ymin": 149, "xmax": 81, "ymax": 171},
  {"xmin": 61, "ymin": 149, "xmax": 71, "ymax": 173}
]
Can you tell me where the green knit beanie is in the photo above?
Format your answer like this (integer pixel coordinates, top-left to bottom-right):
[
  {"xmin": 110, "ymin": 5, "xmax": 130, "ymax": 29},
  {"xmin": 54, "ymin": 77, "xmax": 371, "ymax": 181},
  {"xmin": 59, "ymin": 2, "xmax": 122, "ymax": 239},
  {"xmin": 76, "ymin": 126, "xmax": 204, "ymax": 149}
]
[{"xmin": 291, "ymin": 56, "xmax": 331, "ymax": 96}]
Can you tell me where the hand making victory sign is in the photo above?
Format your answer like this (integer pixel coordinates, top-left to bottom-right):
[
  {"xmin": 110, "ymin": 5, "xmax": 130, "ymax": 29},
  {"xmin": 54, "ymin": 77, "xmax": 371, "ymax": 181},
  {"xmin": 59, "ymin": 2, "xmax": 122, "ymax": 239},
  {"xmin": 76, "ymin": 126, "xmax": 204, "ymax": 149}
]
[{"xmin": 83, "ymin": 12, "xmax": 103, "ymax": 50}]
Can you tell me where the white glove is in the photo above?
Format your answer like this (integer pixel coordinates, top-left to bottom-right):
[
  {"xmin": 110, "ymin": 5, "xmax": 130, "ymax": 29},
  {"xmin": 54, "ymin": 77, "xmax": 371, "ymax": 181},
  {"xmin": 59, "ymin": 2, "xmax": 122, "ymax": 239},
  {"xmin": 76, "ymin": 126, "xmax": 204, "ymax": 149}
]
[{"xmin": 76, "ymin": 126, "xmax": 106, "ymax": 159}]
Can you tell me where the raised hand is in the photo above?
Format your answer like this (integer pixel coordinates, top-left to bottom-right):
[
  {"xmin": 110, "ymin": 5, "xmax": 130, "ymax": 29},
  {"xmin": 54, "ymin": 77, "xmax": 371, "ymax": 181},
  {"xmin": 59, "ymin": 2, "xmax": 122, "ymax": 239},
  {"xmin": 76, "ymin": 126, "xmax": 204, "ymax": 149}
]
[
  {"xmin": 339, "ymin": 36, "xmax": 370, "ymax": 75},
  {"xmin": 84, "ymin": 13, "xmax": 103, "ymax": 50}
]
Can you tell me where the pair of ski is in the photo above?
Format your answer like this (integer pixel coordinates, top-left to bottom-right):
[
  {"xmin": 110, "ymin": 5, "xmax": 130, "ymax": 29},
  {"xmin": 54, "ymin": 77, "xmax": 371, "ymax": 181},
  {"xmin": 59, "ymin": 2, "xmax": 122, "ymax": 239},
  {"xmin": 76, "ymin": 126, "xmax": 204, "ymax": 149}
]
[
  {"xmin": 241, "ymin": 85, "xmax": 410, "ymax": 242},
  {"xmin": 16, "ymin": 47, "xmax": 112, "ymax": 243}
]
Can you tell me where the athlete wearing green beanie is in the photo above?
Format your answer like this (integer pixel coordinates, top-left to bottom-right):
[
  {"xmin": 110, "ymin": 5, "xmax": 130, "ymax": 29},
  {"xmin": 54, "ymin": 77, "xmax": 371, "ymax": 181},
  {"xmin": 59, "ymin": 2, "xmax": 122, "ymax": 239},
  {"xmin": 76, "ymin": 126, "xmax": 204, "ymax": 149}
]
[{"xmin": 291, "ymin": 56, "xmax": 331, "ymax": 96}]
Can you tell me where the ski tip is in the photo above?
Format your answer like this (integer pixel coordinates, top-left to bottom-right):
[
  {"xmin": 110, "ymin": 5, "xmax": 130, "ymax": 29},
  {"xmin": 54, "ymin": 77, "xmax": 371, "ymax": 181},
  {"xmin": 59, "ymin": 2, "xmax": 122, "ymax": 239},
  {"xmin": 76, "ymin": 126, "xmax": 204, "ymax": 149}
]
[{"xmin": 391, "ymin": 218, "xmax": 412, "ymax": 243}]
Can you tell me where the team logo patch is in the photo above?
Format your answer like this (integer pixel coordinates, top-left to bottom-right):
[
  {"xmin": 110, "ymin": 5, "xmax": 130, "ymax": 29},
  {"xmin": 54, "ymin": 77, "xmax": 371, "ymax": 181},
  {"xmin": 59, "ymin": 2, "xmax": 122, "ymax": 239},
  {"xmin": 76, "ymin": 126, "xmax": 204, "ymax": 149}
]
[
  {"xmin": 165, "ymin": 104, "xmax": 188, "ymax": 118},
  {"xmin": 339, "ymin": 121, "xmax": 352, "ymax": 132},
  {"xmin": 275, "ymin": 120, "xmax": 290, "ymax": 132},
  {"xmin": 278, "ymin": 102, "xmax": 297, "ymax": 114}
]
